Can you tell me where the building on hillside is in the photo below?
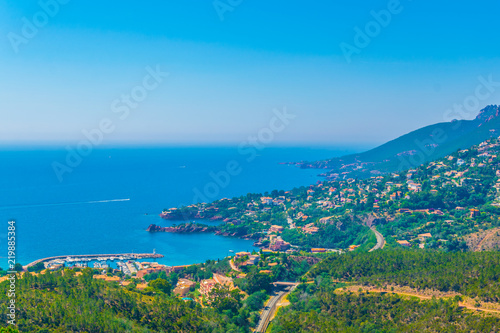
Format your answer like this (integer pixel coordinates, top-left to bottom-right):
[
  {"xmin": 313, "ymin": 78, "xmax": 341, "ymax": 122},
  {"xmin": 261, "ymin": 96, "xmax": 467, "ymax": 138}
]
[
  {"xmin": 418, "ymin": 233, "xmax": 432, "ymax": 241},
  {"xmin": 213, "ymin": 273, "xmax": 233, "ymax": 288},
  {"xmin": 199, "ymin": 279, "xmax": 217, "ymax": 296},
  {"xmin": 171, "ymin": 265, "xmax": 190, "ymax": 273},
  {"xmin": 470, "ymin": 209, "xmax": 480, "ymax": 218},
  {"xmin": 303, "ymin": 223, "xmax": 319, "ymax": 234},
  {"xmin": 269, "ymin": 237, "xmax": 290, "ymax": 251},
  {"xmin": 269, "ymin": 225, "xmax": 284, "ymax": 233},
  {"xmin": 235, "ymin": 251, "xmax": 251, "ymax": 259},
  {"xmin": 173, "ymin": 279, "xmax": 196, "ymax": 297},
  {"xmin": 397, "ymin": 240, "xmax": 411, "ymax": 247},
  {"xmin": 93, "ymin": 275, "xmax": 121, "ymax": 282},
  {"xmin": 245, "ymin": 255, "xmax": 260, "ymax": 266},
  {"xmin": 348, "ymin": 245, "xmax": 360, "ymax": 251},
  {"xmin": 319, "ymin": 216, "xmax": 334, "ymax": 224},
  {"xmin": 408, "ymin": 183, "xmax": 422, "ymax": 192},
  {"xmin": 261, "ymin": 197, "xmax": 273, "ymax": 205},
  {"xmin": 136, "ymin": 265, "xmax": 170, "ymax": 279}
]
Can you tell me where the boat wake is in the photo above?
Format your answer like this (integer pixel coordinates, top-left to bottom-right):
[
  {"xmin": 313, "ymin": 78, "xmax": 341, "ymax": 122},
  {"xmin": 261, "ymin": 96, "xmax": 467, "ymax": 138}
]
[{"xmin": 0, "ymin": 198, "xmax": 131, "ymax": 210}]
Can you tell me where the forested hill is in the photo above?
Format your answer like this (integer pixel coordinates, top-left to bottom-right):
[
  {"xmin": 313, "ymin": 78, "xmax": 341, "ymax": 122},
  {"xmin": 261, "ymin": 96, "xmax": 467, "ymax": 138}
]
[
  {"xmin": 297, "ymin": 105, "xmax": 500, "ymax": 178},
  {"xmin": 269, "ymin": 250, "xmax": 500, "ymax": 333},
  {"xmin": 0, "ymin": 269, "xmax": 241, "ymax": 333}
]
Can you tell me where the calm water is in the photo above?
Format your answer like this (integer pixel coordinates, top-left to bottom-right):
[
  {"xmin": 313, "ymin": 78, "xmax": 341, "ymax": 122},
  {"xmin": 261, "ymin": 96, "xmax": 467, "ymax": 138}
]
[{"xmin": 0, "ymin": 146, "xmax": 355, "ymax": 268}]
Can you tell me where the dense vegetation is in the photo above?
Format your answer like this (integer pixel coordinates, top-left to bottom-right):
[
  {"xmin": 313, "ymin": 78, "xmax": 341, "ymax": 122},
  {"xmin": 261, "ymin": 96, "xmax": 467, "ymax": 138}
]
[
  {"xmin": 0, "ymin": 269, "xmax": 250, "ymax": 333},
  {"xmin": 309, "ymin": 249, "xmax": 500, "ymax": 301},
  {"xmin": 270, "ymin": 283, "xmax": 500, "ymax": 332},
  {"xmin": 0, "ymin": 328, "xmax": 19, "ymax": 333},
  {"xmin": 281, "ymin": 220, "xmax": 370, "ymax": 250}
]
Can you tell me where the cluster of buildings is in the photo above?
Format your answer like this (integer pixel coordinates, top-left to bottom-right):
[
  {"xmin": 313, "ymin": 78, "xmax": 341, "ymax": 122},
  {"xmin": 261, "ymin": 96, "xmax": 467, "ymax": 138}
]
[
  {"xmin": 268, "ymin": 235, "xmax": 291, "ymax": 251},
  {"xmin": 234, "ymin": 251, "xmax": 261, "ymax": 267},
  {"xmin": 159, "ymin": 137, "xmax": 500, "ymax": 252},
  {"xmin": 136, "ymin": 263, "xmax": 190, "ymax": 279},
  {"xmin": 198, "ymin": 273, "xmax": 235, "ymax": 298}
]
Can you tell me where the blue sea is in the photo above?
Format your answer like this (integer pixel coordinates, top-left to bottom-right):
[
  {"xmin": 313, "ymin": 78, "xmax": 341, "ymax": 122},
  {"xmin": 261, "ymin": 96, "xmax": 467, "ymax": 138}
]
[{"xmin": 0, "ymin": 146, "xmax": 357, "ymax": 269}]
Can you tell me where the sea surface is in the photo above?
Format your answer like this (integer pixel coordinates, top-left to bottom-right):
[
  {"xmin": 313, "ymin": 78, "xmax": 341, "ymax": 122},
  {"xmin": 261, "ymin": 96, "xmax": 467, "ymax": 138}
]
[{"xmin": 0, "ymin": 146, "xmax": 358, "ymax": 268}]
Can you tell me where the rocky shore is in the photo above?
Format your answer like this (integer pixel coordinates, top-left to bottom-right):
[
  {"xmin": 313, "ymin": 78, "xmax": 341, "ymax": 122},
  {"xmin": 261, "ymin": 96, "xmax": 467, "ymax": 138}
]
[
  {"xmin": 146, "ymin": 223, "xmax": 217, "ymax": 233},
  {"xmin": 147, "ymin": 223, "xmax": 262, "ymax": 243}
]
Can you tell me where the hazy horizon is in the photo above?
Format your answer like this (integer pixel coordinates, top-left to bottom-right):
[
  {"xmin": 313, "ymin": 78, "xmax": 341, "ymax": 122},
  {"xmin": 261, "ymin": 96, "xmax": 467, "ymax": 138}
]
[{"xmin": 2, "ymin": 1, "xmax": 500, "ymax": 146}]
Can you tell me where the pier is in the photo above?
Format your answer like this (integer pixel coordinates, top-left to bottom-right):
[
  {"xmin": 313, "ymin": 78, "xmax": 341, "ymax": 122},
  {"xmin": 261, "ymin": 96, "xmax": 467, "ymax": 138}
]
[{"xmin": 24, "ymin": 252, "xmax": 164, "ymax": 269}]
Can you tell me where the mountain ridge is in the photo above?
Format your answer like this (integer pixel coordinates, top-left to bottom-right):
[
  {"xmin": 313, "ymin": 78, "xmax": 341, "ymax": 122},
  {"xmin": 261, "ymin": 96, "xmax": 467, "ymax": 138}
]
[{"xmin": 297, "ymin": 105, "xmax": 500, "ymax": 179}]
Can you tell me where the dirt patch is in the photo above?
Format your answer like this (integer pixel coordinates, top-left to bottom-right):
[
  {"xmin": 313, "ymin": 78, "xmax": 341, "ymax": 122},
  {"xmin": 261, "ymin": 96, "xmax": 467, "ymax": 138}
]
[
  {"xmin": 464, "ymin": 227, "xmax": 500, "ymax": 251},
  {"xmin": 336, "ymin": 284, "xmax": 500, "ymax": 315}
]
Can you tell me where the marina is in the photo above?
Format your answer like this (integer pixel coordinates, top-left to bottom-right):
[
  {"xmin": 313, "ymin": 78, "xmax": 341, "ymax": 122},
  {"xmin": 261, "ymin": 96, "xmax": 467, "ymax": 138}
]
[{"xmin": 24, "ymin": 252, "xmax": 163, "ymax": 270}]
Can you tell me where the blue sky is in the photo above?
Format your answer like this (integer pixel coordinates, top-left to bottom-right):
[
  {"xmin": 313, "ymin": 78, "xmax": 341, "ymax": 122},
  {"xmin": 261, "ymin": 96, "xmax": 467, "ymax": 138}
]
[{"xmin": 1, "ymin": 0, "xmax": 499, "ymax": 147}]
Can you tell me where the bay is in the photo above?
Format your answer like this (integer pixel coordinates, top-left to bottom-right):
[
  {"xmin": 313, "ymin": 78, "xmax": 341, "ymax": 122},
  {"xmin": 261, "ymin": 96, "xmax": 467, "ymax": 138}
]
[{"xmin": 0, "ymin": 146, "xmax": 357, "ymax": 268}]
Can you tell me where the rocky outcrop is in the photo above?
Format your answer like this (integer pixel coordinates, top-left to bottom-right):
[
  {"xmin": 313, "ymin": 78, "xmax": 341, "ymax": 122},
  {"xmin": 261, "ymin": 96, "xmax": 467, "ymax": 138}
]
[
  {"xmin": 146, "ymin": 223, "xmax": 216, "ymax": 233},
  {"xmin": 358, "ymin": 214, "xmax": 387, "ymax": 227},
  {"xmin": 160, "ymin": 211, "xmax": 197, "ymax": 220},
  {"xmin": 475, "ymin": 105, "xmax": 500, "ymax": 124},
  {"xmin": 290, "ymin": 256, "xmax": 322, "ymax": 265},
  {"xmin": 213, "ymin": 230, "xmax": 261, "ymax": 239},
  {"xmin": 160, "ymin": 209, "xmax": 224, "ymax": 221},
  {"xmin": 214, "ymin": 230, "xmax": 242, "ymax": 237}
]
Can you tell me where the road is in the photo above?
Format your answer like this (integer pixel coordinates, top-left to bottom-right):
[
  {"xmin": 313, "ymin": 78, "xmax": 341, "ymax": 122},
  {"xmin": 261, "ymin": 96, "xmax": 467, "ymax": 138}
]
[
  {"xmin": 256, "ymin": 283, "xmax": 298, "ymax": 333},
  {"xmin": 229, "ymin": 259, "xmax": 241, "ymax": 272},
  {"xmin": 286, "ymin": 214, "xmax": 295, "ymax": 229},
  {"xmin": 255, "ymin": 291, "xmax": 286, "ymax": 333},
  {"xmin": 369, "ymin": 227, "xmax": 385, "ymax": 252}
]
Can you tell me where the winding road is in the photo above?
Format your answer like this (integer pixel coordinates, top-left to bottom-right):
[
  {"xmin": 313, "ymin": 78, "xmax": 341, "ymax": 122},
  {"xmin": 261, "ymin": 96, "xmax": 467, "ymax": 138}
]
[{"xmin": 369, "ymin": 227, "xmax": 385, "ymax": 252}]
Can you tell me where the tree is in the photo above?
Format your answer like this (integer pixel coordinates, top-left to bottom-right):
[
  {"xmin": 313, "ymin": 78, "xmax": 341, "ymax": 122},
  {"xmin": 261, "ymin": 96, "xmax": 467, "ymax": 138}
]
[
  {"xmin": 169, "ymin": 272, "xmax": 179, "ymax": 286},
  {"xmin": 247, "ymin": 273, "xmax": 272, "ymax": 294},
  {"xmin": 245, "ymin": 290, "xmax": 268, "ymax": 311},
  {"xmin": 27, "ymin": 262, "xmax": 45, "ymax": 273},
  {"xmin": 209, "ymin": 285, "xmax": 242, "ymax": 313},
  {"xmin": 148, "ymin": 278, "xmax": 172, "ymax": 294}
]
